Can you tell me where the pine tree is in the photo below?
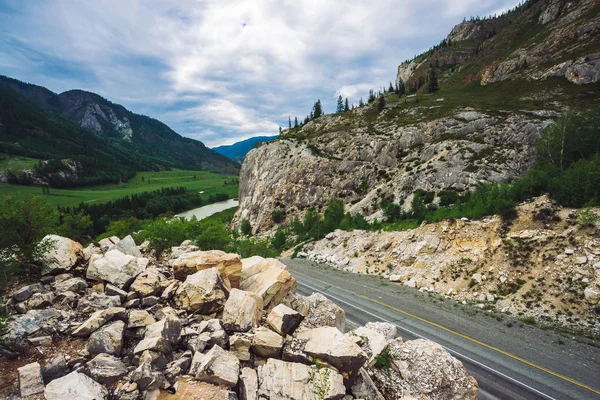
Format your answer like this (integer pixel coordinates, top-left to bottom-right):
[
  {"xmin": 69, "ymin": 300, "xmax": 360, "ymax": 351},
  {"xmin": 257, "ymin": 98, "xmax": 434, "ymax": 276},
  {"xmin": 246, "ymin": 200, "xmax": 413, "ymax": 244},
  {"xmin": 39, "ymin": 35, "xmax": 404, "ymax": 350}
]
[
  {"xmin": 336, "ymin": 95, "xmax": 344, "ymax": 113},
  {"xmin": 359, "ymin": 97, "xmax": 364, "ymax": 107},
  {"xmin": 368, "ymin": 89, "xmax": 375, "ymax": 104},
  {"xmin": 388, "ymin": 82, "xmax": 394, "ymax": 92},
  {"xmin": 313, "ymin": 100, "xmax": 323, "ymax": 119},
  {"xmin": 396, "ymin": 78, "xmax": 406, "ymax": 95},
  {"xmin": 294, "ymin": 117, "xmax": 298, "ymax": 128},
  {"xmin": 427, "ymin": 69, "xmax": 440, "ymax": 93},
  {"xmin": 288, "ymin": 116, "xmax": 291, "ymax": 129},
  {"xmin": 377, "ymin": 95, "xmax": 386, "ymax": 113},
  {"xmin": 344, "ymin": 98, "xmax": 350, "ymax": 112}
]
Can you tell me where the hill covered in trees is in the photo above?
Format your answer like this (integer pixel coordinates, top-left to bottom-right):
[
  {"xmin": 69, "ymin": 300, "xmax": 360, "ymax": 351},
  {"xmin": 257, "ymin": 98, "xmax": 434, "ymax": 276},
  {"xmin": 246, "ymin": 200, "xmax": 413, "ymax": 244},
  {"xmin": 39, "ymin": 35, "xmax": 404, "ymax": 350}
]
[{"xmin": 0, "ymin": 76, "xmax": 239, "ymax": 187}]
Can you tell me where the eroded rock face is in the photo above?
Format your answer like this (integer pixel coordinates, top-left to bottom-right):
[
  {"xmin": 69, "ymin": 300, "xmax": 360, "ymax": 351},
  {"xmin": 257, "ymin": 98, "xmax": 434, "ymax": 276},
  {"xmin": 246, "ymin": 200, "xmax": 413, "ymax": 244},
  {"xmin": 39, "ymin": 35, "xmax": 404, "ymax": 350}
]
[
  {"xmin": 39, "ymin": 235, "xmax": 84, "ymax": 274},
  {"xmin": 170, "ymin": 250, "xmax": 242, "ymax": 288},
  {"xmin": 257, "ymin": 358, "xmax": 346, "ymax": 400},
  {"xmin": 86, "ymin": 353, "xmax": 128, "ymax": 384},
  {"xmin": 174, "ymin": 268, "xmax": 229, "ymax": 314},
  {"xmin": 233, "ymin": 112, "xmax": 546, "ymax": 235},
  {"xmin": 87, "ymin": 320, "xmax": 125, "ymax": 356},
  {"xmin": 297, "ymin": 293, "xmax": 345, "ymax": 332},
  {"xmin": 240, "ymin": 257, "xmax": 296, "ymax": 310},
  {"xmin": 369, "ymin": 339, "xmax": 479, "ymax": 400}
]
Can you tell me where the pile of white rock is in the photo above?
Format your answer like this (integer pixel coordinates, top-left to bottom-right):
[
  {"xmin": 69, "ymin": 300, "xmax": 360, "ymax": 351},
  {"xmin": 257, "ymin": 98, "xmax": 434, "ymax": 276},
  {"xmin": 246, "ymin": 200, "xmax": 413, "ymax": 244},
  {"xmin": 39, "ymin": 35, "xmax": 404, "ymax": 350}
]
[{"xmin": 1, "ymin": 235, "xmax": 478, "ymax": 400}]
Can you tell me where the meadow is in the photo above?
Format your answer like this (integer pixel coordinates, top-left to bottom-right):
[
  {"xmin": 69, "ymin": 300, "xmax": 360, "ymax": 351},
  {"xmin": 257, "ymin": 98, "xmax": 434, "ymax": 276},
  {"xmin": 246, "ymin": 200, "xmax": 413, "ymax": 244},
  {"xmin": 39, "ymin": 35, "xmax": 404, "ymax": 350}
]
[{"xmin": 0, "ymin": 168, "xmax": 239, "ymax": 208}]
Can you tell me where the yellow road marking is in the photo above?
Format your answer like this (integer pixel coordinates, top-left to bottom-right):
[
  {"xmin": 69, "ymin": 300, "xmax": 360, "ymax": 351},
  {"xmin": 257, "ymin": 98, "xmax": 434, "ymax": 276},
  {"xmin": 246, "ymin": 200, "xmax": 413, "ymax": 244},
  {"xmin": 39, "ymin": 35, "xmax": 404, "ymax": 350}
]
[{"xmin": 291, "ymin": 268, "xmax": 600, "ymax": 395}]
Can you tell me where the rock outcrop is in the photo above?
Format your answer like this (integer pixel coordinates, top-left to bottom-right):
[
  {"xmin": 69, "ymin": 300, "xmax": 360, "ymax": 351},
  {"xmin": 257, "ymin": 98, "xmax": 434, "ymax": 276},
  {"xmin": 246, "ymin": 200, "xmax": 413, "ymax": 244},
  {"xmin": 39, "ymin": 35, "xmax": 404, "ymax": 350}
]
[
  {"xmin": 302, "ymin": 197, "xmax": 600, "ymax": 334},
  {"xmin": 0, "ymin": 236, "xmax": 478, "ymax": 399}
]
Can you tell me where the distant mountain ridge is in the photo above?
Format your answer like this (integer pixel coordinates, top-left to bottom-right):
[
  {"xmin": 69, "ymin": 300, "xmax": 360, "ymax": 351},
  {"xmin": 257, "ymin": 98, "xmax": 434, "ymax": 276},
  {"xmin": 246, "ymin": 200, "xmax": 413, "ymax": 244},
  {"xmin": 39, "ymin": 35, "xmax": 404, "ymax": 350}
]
[
  {"xmin": 0, "ymin": 76, "xmax": 239, "ymax": 187},
  {"xmin": 213, "ymin": 135, "xmax": 277, "ymax": 164}
]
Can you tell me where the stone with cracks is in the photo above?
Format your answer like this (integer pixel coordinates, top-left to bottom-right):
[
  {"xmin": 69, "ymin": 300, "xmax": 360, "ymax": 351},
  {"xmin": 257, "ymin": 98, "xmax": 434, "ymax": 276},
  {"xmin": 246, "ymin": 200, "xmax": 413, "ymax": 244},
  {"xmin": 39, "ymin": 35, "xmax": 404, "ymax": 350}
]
[
  {"xmin": 230, "ymin": 333, "xmax": 253, "ymax": 361},
  {"xmin": 53, "ymin": 277, "xmax": 88, "ymax": 293},
  {"xmin": 240, "ymin": 257, "xmax": 296, "ymax": 310},
  {"xmin": 197, "ymin": 319, "xmax": 229, "ymax": 349},
  {"xmin": 113, "ymin": 235, "xmax": 142, "ymax": 257},
  {"xmin": 348, "ymin": 325, "xmax": 388, "ymax": 362},
  {"xmin": 72, "ymin": 307, "xmax": 126, "ymax": 337},
  {"xmin": 86, "ymin": 353, "xmax": 128, "ymax": 384},
  {"xmin": 257, "ymin": 358, "xmax": 345, "ymax": 400},
  {"xmin": 364, "ymin": 321, "xmax": 397, "ymax": 340},
  {"xmin": 12, "ymin": 283, "xmax": 44, "ymax": 302},
  {"xmin": 296, "ymin": 326, "xmax": 368, "ymax": 385},
  {"xmin": 171, "ymin": 249, "xmax": 242, "ymax": 288},
  {"xmin": 17, "ymin": 362, "xmax": 45, "ymax": 397},
  {"xmin": 87, "ymin": 320, "xmax": 125, "ymax": 356},
  {"xmin": 41, "ymin": 354, "xmax": 68, "ymax": 384},
  {"xmin": 222, "ymin": 288, "xmax": 263, "ymax": 332},
  {"xmin": 87, "ymin": 249, "xmax": 147, "ymax": 289},
  {"xmin": 134, "ymin": 316, "xmax": 182, "ymax": 354},
  {"xmin": 128, "ymin": 309, "xmax": 156, "ymax": 328},
  {"xmin": 266, "ymin": 303, "xmax": 304, "ymax": 336},
  {"xmin": 157, "ymin": 379, "xmax": 236, "ymax": 400},
  {"xmin": 44, "ymin": 371, "xmax": 108, "ymax": 400},
  {"xmin": 130, "ymin": 269, "xmax": 167, "ymax": 297},
  {"xmin": 189, "ymin": 345, "xmax": 240, "ymax": 389},
  {"xmin": 368, "ymin": 339, "xmax": 479, "ymax": 400},
  {"xmin": 76, "ymin": 293, "xmax": 121, "ymax": 312},
  {"xmin": 251, "ymin": 327, "xmax": 283, "ymax": 358},
  {"xmin": 15, "ymin": 292, "xmax": 55, "ymax": 313},
  {"xmin": 239, "ymin": 367, "xmax": 258, "ymax": 400},
  {"xmin": 174, "ymin": 268, "xmax": 229, "ymax": 314},
  {"xmin": 39, "ymin": 235, "xmax": 84, "ymax": 274},
  {"xmin": 296, "ymin": 293, "xmax": 345, "ymax": 332}
]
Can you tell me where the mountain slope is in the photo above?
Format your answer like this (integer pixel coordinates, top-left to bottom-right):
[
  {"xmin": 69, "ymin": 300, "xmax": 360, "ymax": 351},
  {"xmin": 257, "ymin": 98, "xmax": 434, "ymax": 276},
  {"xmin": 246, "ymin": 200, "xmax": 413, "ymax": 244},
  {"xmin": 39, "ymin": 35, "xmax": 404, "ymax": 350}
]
[
  {"xmin": 233, "ymin": 0, "xmax": 600, "ymax": 233},
  {"xmin": 213, "ymin": 135, "xmax": 277, "ymax": 164},
  {"xmin": 0, "ymin": 76, "xmax": 239, "ymax": 186}
]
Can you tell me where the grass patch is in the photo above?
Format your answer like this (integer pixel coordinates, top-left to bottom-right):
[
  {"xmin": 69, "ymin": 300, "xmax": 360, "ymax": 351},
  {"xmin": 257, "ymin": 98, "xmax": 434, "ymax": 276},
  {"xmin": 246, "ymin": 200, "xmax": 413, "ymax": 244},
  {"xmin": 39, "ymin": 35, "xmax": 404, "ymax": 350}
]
[
  {"xmin": 0, "ymin": 153, "xmax": 38, "ymax": 171},
  {"xmin": 0, "ymin": 169, "xmax": 239, "ymax": 208}
]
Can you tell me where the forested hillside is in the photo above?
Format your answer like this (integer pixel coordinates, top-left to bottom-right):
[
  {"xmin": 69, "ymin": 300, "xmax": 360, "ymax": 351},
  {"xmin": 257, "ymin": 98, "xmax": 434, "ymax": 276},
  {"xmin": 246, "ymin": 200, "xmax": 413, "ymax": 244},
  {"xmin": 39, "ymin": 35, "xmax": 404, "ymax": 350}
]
[{"xmin": 0, "ymin": 76, "xmax": 239, "ymax": 187}]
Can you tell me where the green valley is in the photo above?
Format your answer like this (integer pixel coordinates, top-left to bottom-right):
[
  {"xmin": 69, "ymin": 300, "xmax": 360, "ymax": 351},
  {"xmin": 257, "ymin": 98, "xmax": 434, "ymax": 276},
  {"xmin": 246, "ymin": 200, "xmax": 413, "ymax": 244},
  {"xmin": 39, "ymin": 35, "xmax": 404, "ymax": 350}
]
[{"xmin": 0, "ymin": 169, "xmax": 238, "ymax": 208}]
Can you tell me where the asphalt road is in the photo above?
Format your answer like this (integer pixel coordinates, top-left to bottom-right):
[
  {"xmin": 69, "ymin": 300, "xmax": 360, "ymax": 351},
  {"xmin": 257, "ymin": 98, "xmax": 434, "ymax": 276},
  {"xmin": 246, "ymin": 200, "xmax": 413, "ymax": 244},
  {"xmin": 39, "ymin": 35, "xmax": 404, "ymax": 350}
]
[{"xmin": 281, "ymin": 258, "xmax": 600, "ymax": 400}]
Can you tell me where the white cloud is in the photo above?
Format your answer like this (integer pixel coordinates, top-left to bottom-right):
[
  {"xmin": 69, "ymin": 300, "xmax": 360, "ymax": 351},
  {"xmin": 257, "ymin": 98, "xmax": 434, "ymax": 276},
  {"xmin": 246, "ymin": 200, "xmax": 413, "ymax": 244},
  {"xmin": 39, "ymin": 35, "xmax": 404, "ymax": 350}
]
[{"xmin": 0, "ymin": 0, "xmax": 518, "ymax": 147}]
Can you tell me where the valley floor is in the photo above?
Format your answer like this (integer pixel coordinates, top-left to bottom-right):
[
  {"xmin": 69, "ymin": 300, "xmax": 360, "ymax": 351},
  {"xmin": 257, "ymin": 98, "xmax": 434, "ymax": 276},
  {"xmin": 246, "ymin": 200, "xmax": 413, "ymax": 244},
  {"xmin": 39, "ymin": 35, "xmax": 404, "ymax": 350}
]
[
  {"xmin": 283, "ymin": 258, "xmax": 600, "ymax": 400},
  {"xmin": 0, "ymin": 169, "xmax": 238, "ymax": 208}
]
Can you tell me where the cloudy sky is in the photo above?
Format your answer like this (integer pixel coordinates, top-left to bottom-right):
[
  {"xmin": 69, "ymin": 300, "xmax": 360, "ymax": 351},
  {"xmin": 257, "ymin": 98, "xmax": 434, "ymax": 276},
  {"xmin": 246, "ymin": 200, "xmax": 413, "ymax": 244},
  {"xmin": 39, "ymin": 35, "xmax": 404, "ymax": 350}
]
[{"xmin": 0, "ymin": 0, "xmax": 519, "ymax": 147}]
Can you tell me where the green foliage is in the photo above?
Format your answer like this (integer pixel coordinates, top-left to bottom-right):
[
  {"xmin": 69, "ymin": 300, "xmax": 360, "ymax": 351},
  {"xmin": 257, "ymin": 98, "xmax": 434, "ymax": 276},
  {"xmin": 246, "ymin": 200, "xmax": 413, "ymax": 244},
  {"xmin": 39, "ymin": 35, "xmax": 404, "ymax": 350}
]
[
  {"xmin": 271, "ymin": 229, "xmax": 287, "ymax": 250},
  {"xmin": 0, "ymin": 194, "xmax": 59, "ymax": 274},
  {"xmin": 272, "ymin": 210, "xmax": 284, "ymax": 224},
  {"xmin": 241, "ymin": 218, "xmax": 252, "ymax": 235},
  {"xmin": 576, "ymin": 208, "xmax": 598, "ymax": 227},
  {"xmin": 377, "ymin": 95, "xmax": 386, "ymax": 113},
  {"xmin": 101, "ymin": 217, "xmax": 143, "ymax": 240},
  {"xmin": 57, "ymin": 211, "xmax": 94, "ymax": 243},
  {"xmin": 427, "ymin": 69, "xmax": 440, "ymax": 93},
  {"xmin": 374, "ymin": 347, "xmax": 393, "ymax": 369}
]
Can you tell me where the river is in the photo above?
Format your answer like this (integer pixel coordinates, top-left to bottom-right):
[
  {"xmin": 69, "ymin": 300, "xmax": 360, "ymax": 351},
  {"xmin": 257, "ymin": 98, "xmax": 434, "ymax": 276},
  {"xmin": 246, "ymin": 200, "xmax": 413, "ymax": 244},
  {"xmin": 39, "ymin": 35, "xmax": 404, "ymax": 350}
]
[{"xmin": 176, "ymin": 198, "xmax": 239, "ymax": 221}]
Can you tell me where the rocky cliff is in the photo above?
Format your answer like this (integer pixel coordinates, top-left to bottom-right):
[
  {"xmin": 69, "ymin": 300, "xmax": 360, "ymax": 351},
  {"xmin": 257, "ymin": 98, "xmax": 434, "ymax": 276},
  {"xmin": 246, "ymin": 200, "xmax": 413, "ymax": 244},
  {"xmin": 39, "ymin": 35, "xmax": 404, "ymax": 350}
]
[
  {"xmin": 301, "ymin": 196, "xmax": 600, "ymax": 336},
  {"xmin": 0, "ymin": 236, "xmax": 478, "ymax": 399},
  {"xmin": 233, "ymin": 0, "xmax": 600, "ymax": 234},
  {"xmin": 397, "ymin": 0, "xmax": 600, "ymax": 88}
]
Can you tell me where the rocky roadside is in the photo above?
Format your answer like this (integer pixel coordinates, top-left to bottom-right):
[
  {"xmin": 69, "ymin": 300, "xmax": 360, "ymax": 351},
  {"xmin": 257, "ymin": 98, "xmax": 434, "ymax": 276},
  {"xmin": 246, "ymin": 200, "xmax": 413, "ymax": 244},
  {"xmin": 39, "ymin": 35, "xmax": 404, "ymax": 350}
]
[
  {"xmin": 300, "ymin": 196, "xmax": 600, "ymax": 337},
  {"xmin": 0, "ymin": 235, "xmax": 478, "ymax": 400}
]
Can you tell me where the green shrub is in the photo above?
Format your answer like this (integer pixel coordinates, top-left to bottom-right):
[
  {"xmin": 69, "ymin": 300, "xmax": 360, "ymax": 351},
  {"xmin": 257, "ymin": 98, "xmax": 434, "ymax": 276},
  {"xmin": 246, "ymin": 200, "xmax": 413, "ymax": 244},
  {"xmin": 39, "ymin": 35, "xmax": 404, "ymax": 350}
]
[
  {"xmin": 240, "ymin": 218, "xmax": 252, "ymax": 235},
  {"xmin": 0, "ymin": 194, "xmax": 59, "ymax": 275},
  {"xmin": 374, "ymin": 347, "xmax": 393, "ymax": 369},
  {"xmin": 272, "ymin": 210, "xmax": 284, "ymax": 224},
  {"xmin": 576, "ymin": 208, "xmax": 598, "ymax": 226}
]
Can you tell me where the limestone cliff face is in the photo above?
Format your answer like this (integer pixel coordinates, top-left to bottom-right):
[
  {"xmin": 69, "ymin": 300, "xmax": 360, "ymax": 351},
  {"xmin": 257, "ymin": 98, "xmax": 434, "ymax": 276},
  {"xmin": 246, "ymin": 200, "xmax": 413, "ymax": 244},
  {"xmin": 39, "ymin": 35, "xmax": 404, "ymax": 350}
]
[
  {"xmin": 233, "ymin": 109, "xmax": 548, "ymax": 233},
  {"xmin": 302, "ymin": 197, "xmax": 600, "ymax": 335},
  {"xmin": 397, "ymin": 0, "xmax": 600, "ymax": 87}
]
